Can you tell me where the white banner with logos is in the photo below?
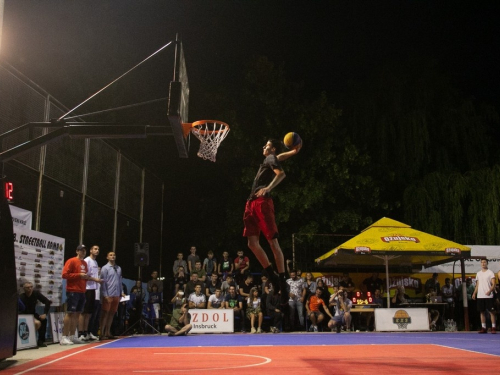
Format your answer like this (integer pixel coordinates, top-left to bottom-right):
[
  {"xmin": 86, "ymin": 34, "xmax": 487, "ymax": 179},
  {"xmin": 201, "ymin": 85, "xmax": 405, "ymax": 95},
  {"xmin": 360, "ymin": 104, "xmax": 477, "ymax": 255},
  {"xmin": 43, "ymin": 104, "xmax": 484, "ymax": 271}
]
[
  {"xmin": 14, "ymin": 227, "xmax": 65, "ymax": 306},
  {"xmin": 9, "ymin": 205, "xmax": 32, "ymax": 229},
  {"xmin": 421, "ymin": 246, "xmax": 500, "ymax": 275},
  {"xmin": 375, "ymin": 308, "xmax": 429, "ymax": 331},
  {"xmin": 50, "ymin": 312, "xmax": 65, "ymax": 343},
  {"xmin": 17, "ymin": 314, "xmax": 38, "ymax": 350},
  {"xmin": 189, "ymin": 309, "xmax": 234, "ymax": 333}
]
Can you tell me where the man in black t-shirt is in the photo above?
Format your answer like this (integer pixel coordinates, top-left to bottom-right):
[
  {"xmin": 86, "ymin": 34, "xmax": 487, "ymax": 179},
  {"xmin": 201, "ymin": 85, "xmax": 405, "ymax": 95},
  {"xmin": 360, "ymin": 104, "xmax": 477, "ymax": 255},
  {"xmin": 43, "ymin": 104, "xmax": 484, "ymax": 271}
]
[
  {"xmin": 243, "ymin": 139, "xmax": 301, "ymax": 303},
  {"xmin": 19, "ymin": 281, "xmax": 52, "ymax": 347},
  {"xmin": 363, "ymin": 273, "xmax": 384, "ymax": 295}
]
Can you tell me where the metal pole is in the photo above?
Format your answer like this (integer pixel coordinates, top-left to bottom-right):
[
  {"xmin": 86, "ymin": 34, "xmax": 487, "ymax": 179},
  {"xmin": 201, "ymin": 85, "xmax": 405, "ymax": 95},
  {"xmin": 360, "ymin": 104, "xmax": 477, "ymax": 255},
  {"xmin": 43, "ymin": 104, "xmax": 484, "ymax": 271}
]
[
  {"xmin": 461, "ymin": 258, "xmax": 470, "ymax": 331},
  {"xmin": 385, "ymin": 256, "xmax": 391, "ymax": 308},
  {"xmin": 35, "ymin": 95, "xmax": 51, "ymax": 231},
  {"xmin": 139, "ymin": 168, "xmax": 145, "ymax": 242},
  {"xmin": 0, "ymin": 0, "xmax": 4, "ymax": 55},
  {"xmin": 79, "ymin": 139, "xmax": 90, "ymax": 243},
  {"xmin": 159, "ymin": 182, "xmax": 164, "ymax": 279},
  {"xmin": 112, "ymin": 151, "xmax": 121, "ymax": 252}
]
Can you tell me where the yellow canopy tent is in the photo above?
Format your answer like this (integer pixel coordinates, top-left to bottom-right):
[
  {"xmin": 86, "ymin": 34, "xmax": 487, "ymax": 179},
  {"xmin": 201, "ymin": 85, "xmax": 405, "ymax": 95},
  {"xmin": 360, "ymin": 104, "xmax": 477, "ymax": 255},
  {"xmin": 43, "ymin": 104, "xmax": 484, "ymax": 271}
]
[{"xmin": 315, "ymin": 217, "xmax": 471, "ymax": 308}]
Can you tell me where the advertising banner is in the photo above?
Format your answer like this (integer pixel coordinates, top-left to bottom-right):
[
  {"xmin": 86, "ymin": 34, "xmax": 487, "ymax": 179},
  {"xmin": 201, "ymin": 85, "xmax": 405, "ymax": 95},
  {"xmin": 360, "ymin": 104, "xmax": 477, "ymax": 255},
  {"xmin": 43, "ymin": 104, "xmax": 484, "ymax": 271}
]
[
  {"xmin": 9, "ymin": 205, "xmax": 32, "ymax": 229},
  {"xmin": 17, "ymin": 314, "xmax": 38, "ymax": 350},
  {"xmin": 14, "ymin": 227, "xmax": 65, "ymax": 306},
  {"xmin": 375, "ymin": 308, "xmax": 429, "ymax": 331},
  {"xmin": 189, "ymin": 309, "xmax": 234, "ymax": 333}
]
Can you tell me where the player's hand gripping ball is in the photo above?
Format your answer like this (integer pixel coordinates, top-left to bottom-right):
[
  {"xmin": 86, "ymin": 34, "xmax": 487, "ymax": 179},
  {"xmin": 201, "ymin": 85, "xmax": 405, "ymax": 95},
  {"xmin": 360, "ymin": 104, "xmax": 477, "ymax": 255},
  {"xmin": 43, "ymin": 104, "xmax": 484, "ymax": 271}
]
[{"xmin": 283, "ymin": 132, "xmax": 302, "ymax": 151}]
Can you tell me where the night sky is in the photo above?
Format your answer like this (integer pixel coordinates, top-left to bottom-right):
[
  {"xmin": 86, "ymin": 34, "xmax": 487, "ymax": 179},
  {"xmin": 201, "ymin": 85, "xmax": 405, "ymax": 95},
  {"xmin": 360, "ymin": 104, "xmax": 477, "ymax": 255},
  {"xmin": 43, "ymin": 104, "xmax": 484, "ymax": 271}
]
[{"xmin": 2, "ymin": 1, "xmax": 500, "ymax": 269}]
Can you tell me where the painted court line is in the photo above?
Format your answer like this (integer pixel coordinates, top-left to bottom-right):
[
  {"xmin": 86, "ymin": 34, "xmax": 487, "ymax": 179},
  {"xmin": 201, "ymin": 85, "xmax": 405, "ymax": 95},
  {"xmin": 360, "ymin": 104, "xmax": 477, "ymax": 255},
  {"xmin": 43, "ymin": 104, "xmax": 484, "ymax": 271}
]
[{"xmin": 131, "ymin": 352, "xmax": 272, "ymax": 372}]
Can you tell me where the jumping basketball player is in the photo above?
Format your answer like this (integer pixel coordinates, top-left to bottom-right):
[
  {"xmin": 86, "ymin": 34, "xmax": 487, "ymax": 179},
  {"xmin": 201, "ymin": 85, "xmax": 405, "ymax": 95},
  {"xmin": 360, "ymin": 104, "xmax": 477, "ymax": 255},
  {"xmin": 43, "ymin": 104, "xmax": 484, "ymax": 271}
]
[{"xmin": 243, "ymin": 139, "xmax": 301, "ymax": 303}]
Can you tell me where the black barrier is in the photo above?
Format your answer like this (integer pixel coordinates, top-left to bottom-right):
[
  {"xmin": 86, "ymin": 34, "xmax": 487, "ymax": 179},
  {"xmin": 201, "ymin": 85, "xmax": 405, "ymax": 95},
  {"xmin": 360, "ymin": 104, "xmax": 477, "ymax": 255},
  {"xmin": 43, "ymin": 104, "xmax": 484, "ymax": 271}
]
[{"xmin": 0, "ymin": 195, "xmax": 17, "ymax": 360}]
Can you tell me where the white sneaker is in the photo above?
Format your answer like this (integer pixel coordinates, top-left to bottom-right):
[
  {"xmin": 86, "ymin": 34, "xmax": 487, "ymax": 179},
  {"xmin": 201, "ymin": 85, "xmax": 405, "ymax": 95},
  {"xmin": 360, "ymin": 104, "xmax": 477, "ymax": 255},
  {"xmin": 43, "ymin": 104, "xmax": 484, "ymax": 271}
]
[
  {"xmin": 60, "ymin": 336, "xmax": 74, "ymax": 345},
  {"xmin": 79, "ymin": 335, "xmax": 89, "ymax": 341},
  {"xmin": 72, "ymin": 335, "xmax": 86, "ymax": 344},
  {"xmin": 313, "ymin": 326, "xmax": 318, "ymax": 332},
  {"xmin": 88, "ymin": 333, "xmax": 98, "ymax": 341},
  {"xmin": 251, "ymin": 327, "xmax": 256, "ymax": 334}
]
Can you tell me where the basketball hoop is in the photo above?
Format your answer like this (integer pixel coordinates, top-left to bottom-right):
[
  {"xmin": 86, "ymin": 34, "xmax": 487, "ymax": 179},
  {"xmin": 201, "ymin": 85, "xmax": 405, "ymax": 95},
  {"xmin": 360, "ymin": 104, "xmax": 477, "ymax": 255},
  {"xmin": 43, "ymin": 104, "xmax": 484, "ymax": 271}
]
[{"xmin": 182, "ymin": 120, "xmax": 230, "ymax": 162}]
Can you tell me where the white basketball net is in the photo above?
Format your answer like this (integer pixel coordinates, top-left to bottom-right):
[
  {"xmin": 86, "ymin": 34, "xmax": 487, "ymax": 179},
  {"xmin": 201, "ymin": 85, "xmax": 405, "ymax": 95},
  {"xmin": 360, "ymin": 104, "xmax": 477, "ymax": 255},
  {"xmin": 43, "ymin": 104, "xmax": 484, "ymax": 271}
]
[{"xmin": 190, "ymin": 120, "xmax": 230, "ymax": 162}]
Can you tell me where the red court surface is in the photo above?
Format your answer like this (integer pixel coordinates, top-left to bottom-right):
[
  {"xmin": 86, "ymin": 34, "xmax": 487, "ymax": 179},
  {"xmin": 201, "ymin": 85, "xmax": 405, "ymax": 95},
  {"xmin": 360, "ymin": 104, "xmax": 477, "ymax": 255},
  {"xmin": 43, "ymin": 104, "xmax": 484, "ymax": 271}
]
[{"xmin": 4, "ymin": 343, "xmax": 500, "ymax": 374}]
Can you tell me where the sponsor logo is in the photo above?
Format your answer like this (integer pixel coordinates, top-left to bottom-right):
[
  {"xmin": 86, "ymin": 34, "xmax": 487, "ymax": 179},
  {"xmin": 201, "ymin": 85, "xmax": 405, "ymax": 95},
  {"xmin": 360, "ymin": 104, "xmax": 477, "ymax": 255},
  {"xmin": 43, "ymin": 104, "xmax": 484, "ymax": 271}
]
[
  {"xmin": 354, "ymin": 246, "xmax": 371, "ymax": 254},
  {"xmin": 445, "ymin": 248, "xmax": 461, "ymax": 255},
  {"xmin": 393, "ymin": 310, "xmax": 412, "ymax": 329},
  {"xmin": 381, "ymin": 235, "xmax": 420, "ymax": 243}
]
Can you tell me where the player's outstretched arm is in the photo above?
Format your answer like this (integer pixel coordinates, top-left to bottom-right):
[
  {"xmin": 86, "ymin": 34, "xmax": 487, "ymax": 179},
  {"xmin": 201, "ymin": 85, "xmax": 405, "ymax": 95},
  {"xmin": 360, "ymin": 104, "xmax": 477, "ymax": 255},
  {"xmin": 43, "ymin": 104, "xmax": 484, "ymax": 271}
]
[{"xmin": 277, "ymin": 143, "xmax": 301, "ymax": 162}]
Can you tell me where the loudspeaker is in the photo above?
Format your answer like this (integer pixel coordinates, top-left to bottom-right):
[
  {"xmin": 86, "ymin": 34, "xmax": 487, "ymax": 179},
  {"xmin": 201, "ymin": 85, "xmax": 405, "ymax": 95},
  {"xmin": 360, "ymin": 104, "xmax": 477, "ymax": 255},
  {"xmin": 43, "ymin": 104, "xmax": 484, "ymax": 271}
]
[{"xmin": 134, "ymin": 243, "xmax": 149, "ymax": 267}]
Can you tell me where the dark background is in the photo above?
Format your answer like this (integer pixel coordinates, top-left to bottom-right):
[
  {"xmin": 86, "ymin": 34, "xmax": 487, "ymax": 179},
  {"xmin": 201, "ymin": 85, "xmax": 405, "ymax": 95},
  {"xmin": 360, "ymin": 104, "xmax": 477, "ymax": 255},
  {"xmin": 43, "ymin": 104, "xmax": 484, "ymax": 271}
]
[{"xmin": 2, "ymin": 1, "xmax": 499, "ymax": 281}]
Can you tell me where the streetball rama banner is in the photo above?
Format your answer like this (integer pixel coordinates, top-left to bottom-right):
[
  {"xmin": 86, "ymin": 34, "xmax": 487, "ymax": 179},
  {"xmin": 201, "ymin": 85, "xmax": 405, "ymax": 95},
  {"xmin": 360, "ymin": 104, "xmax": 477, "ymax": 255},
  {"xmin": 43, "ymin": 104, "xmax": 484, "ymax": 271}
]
[{"xmin": 14, "ymin": 226, "xmax": 65, "ymax": 306}]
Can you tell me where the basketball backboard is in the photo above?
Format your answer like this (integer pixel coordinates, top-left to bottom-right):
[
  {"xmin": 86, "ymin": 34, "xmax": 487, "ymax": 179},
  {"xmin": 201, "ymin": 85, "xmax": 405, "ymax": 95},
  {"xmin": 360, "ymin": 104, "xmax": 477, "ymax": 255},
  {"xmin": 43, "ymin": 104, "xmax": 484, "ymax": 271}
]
[{"xmin": 168, "ymin": 35, "xmax": 190, "ymax": 158}]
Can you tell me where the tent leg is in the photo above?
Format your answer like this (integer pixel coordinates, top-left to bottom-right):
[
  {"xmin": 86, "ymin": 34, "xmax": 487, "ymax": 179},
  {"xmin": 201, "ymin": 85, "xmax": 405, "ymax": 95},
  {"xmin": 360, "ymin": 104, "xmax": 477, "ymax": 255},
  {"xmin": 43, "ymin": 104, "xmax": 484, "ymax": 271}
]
[
  {"xmin": 461, "ymin": 259, "xmax": 470, "ymax": 331},
  {"xmin": 385, "ymin": 256, "xmax": 391, "ymax": 308}
]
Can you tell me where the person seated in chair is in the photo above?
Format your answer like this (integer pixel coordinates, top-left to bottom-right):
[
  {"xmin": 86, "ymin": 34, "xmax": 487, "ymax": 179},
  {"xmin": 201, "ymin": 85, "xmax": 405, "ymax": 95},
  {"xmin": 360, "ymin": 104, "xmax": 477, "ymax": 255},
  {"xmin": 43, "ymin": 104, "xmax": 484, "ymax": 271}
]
[
  {"xmin": 392, "ymin": 285, "xmax": 410, "ymax": 306},
  {"xmin": 306, "ymin": 287, "xmax": 333, "ymax": 332},
  {"xmin": 328, "ymin": 289, "xmax": 352, "ymax": 333},
  {"xmin": 19, "ymin": 281, "xmax": 51, "ymax": 347}
]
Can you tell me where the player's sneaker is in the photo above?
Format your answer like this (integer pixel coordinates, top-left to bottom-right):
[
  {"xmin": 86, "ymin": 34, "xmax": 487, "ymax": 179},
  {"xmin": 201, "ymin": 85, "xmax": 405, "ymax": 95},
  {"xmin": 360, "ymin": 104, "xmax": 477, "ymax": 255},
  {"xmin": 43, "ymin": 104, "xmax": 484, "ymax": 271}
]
[
  {"xmin": 72, "ymin": 335, "xmax": 86, "ymax": 344},
  {"xmin": 88, "ymin": 332, "xmax": 98, "ymax": 340},
  {"xmin": 251, "ymin": 327, "xmax": 256, "ymax": 334},
  {"xmin": 78, "ymin": 335, "xmax": 89, "ymax": 342},
  {"xmin": 257, "ymin": 328, "xmax": 262, "ymax": 333},
  {"xmin": 308, "ymin": 325, "xmax": 314, "ymax": 332},
  {"xmin": 60, "ymin": 336, "xmax": 74, "ymax": 345},
  {"xmin": 313, "ymin": 326, "xmax": 318, "ymax": 332},
  {"xmin": 478, "ymin": 328, "xmax": 487, "ymax": 334}
]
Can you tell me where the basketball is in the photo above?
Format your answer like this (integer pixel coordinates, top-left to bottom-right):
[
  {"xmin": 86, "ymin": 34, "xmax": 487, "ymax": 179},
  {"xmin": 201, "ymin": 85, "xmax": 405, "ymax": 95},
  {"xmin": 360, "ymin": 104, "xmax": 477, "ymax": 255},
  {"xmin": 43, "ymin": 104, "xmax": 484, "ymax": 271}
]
[{"xmin": 283, "ymin": 132, "xmax": 302, "ymax": 150}]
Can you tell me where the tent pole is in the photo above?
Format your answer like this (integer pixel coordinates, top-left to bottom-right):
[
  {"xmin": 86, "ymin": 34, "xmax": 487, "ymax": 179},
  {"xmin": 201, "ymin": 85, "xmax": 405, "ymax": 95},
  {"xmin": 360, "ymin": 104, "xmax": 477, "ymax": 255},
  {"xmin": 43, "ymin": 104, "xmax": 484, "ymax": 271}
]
[
  {"xmin": 461, "ymin": 258, "xmax": 470, "ymax": 331},
  {"xmin": 385, "ymin": 255, "xmax": 391, "ymax": 308}
]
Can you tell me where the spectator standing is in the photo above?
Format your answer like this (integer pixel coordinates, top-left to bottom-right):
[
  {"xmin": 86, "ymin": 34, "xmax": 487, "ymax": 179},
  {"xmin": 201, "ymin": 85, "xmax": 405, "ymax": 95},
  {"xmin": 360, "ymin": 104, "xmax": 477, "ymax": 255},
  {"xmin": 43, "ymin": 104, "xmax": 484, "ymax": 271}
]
[
  {"xmin": 472, "ymin": 259, "xmax": 496, "ymax": 334},
  {"xmin": 234, "ymin": 250, "xmax": 250, "ymax": 286},
  {"xmin": 173, "ymin": 252, "xmax": 188, "ymax": 275},
  {"xmin": 78, "ymin": 245, "xmax": 101, "ymax": 341},
  {"xmin": 303, "ymin": 272, "xmax": 317, "ymax": 301},
  {"xmin": 99, "ymin": 251, "xmax": 123, "ymax": 340},
  {"xmin": 425, "ymin": 273, "xmax": 441, "ymax": 294},
  {"xmin": 203, "ymin": 251, "xmax": 217, "ymax": 276},
  {"xmin": 187, "ymin": 246, "xmax": 200, "ymax": 274},
  {"xmin": 191, "ymin": 261, "xmax": 207, "ymax": 283},
  {"xmin": 19, "ymin": 281, "xmax": 51, "ymax": 347},
  {"xmin": 147, "ymin": 270, "xmax": 163, "ymax": 294},
  {"xmin": 147, "ymin": 284, "xmax": 162, "ymax": 332},
  {"xmin": 205, "ymin": 273, "xmax": 221, "ymax": 298},
  {"xmin": 339, "ymin": 273, "xmax": 355, "ymax": 299},
  {"xmin": 362, "ymin": 273, "xmax": 384, "ymax": 294},
  {"xmin": 218, "ymin": 251, "xmax": 234, "ymax": 280},
  {"xmin": 61, "ymin": 244, "xmax": 94, "ymax": 345},
  {"xmin": 88, "ymin": 267, "xmax": 102, "ymax": 337},
  {"xmin": 286, "ymin": 270, "xmax": 305, "ymax": 331},
  {"xmin": 174, "ymin": 266, "xmax": 188, "ymax": 294},
  {"xmin": 441, "ymin": 278, "xmax": 455, "ymax": 320}
]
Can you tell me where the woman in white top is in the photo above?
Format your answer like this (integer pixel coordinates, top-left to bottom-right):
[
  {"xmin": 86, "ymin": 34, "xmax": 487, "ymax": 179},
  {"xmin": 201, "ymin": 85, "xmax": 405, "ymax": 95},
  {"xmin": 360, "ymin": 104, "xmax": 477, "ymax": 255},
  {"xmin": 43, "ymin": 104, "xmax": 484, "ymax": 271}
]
[{"xmin": 246, "ymin": 287, "xmax": 263, "ymax": 333}]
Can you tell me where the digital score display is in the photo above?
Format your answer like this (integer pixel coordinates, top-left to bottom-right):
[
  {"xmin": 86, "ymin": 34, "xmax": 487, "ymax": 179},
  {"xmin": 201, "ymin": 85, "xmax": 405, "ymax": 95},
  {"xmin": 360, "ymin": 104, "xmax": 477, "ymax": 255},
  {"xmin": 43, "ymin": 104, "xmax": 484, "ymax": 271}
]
[
  {"xmin": 351, "ymin": 291, "xmax": 373, "ymax": 305},
  {"xmin": 4, "ymin": 182, "xmax": 13, "ymax": 201}
]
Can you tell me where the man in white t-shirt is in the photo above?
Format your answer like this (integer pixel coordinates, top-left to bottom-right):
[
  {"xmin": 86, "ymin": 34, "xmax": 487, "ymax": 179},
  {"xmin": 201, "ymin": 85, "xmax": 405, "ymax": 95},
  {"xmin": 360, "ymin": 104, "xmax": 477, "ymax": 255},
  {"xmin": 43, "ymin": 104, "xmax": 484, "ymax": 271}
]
[
  {"xmin": 208, "ymin": 288, "xmax": 225, "ymax": 309},
  {"xmin": 78, "ymin": 245, "xmax": 102, "ymax": 341},
  {"xmin": 472, "ymin": 259, "xmax": 496, "ymax": 334},
  {"xmin": 188, "ymin": 284, "xmax": 207, "ymax": 309}
]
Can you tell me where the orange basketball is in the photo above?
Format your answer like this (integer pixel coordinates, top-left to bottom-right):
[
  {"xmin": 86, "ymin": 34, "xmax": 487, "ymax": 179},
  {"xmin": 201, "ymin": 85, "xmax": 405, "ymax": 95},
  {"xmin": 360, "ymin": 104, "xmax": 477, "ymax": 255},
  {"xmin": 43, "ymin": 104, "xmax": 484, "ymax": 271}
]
[{"xmin": 283, "ymin": 132, "xmax": 302, "ymax": 150}]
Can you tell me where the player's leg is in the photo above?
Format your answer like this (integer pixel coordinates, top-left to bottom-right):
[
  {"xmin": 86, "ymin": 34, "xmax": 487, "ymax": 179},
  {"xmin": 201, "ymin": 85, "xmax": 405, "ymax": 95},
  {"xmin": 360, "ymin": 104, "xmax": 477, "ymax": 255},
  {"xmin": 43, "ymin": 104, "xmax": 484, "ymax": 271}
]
[{"xmin": 247, "ymin": 235, "xmax": 272, "ymax": 268}]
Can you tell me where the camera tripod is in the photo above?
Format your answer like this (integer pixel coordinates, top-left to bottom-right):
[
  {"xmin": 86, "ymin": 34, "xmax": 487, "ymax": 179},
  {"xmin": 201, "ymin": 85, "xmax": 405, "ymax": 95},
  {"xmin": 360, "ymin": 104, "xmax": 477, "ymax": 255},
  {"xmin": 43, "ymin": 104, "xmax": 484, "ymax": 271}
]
[{"xmin": 122, "ymin": 302, "xmax": 161, "ymax": 335}]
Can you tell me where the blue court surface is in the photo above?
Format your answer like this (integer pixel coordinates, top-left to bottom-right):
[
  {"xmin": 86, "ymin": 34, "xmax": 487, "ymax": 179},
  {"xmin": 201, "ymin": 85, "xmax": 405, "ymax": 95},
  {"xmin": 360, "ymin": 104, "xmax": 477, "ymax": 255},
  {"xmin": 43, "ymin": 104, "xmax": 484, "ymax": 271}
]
[{"xmin": 100, "ymin": 332, "xmax": 500, "ymax": 357}]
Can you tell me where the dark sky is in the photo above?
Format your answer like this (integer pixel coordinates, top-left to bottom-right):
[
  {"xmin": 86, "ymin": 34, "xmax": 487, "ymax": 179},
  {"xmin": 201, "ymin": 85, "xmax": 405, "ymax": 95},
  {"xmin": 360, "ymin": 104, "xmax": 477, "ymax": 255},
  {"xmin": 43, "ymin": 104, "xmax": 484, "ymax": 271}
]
[{"xmin": 2, "ymin": 1, "xmax": 500, "ymax": 266}]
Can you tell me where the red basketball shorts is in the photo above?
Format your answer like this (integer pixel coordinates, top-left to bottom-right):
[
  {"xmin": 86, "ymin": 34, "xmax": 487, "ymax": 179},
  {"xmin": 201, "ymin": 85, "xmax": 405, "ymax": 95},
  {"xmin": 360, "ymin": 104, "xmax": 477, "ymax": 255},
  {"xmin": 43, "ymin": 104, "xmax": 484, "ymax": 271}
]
[{"xmin": 243, "ymin": 197, "xmax": 279, "ymax": 240}]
